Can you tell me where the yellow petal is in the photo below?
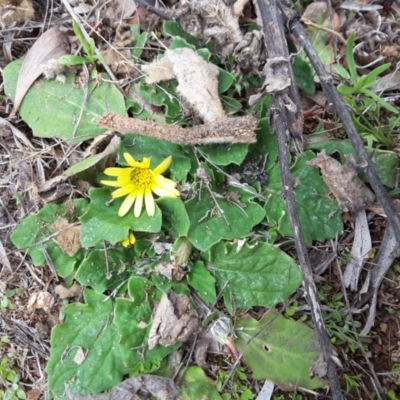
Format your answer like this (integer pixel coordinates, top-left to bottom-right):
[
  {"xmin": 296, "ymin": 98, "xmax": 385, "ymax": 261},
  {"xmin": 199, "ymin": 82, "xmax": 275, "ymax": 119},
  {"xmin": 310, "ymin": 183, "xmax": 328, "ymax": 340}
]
[
  {"xmin": 152, "ymin": 186, "xmax": 176, "ymax": 197},
  {"xmin": 134, "ymin": 191, "xmax": 144, "ymax": 217},
  {"xmin": 128, "ymin": 232, "xmax": 136, "ymax": 244},
  {"xmin": 104, "ymin": 167, "xmax": 125, "ymax": 176},
  {"xmin": 123, "ymin": 153, "xmax": 140, "ymax": 168},
  {"xmin": 153, "ymin": 156, "xmax": 172, "ymax": 175},
  {"xmin": 142, "ymin": 157, "xmax": 151, "ymax": 168},
  {"xmin": 119, "ymin": 193, "xmax": 136, "ymax": 216},
  {"xmin": 112, "ymin": 185, "xmax": 136, "ymax": 198},
  {"xmin": 101, "ymin": 180, "xmax": 122, "ymax": 188},
  {"xmin": 155, "ymin": 175, "xmax": 178, "ymax": 190},
  {"xmin": 144, "ymin": 188, "xmax": 155, "ymax": 216}
]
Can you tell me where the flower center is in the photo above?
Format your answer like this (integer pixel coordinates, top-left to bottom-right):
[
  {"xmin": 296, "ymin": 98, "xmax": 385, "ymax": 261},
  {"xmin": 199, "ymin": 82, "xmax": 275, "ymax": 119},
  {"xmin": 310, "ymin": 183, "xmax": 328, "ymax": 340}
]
[{"xmin": 129, "ymin": 167, "xmax": 154, "ymax": 188}]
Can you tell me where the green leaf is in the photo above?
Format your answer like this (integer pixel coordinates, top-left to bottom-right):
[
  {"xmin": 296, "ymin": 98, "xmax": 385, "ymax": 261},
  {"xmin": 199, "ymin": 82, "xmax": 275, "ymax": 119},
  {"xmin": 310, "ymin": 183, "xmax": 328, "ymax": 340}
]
[
  {"xmin": 80, "ymin": 188, "xmax": 162, "ymax": 247},
  {"xmin": 361, "ymin": 63, "xmax": 391, "ymax": 89},
  {"xmin": 3, "ymin": 60, "xmax": 126, "ymax": 143},
  {"xmin": 58, "ymin": 55, "xmax": 91, "ymax": 66},
  {"xmin": 170, "ymin": 37, "xmax": 196, "ymax": 51},
  {"xmin": 63, "ymin": 136, "xmax": 120, "ymax": 179},
  {"xmin": 337, "ymin": 83, "xmax": 356, "ymax": 96},
  {"xmin": 131, "ymin": 25, "xmax": 148, "ymax": 59},
  {"xmin": 249, "ymin": 118, "xmax": 278, "ymax": 169},
  {"xmin": 133, "ymin": 80, "xmax": 181, "ymax": 120},
  {"xmin": 305, "ymin": 135, "xmax": 355, "ymax": 159},
  {"xmin": 371, "ymin": 150, "xmax": 397, "ymax": 188},
  {"xmin": 346, "ymin": 33, "xmax": 358, "ymax": 85},
  {"xmin": 114, "ymin": 276, "xmax": 177, "ymax": 372},
  {"xmin": 307, "ymin": 26, "xmax": 334, "ymax": 66},
  {"xmin": 187, "ymin": 261, "xmax": 217, "ymax": 306},
  {"xmin": 75, "ymin": 246, "xmax": 137, "ymax": 293},
  {"xmin": 157, "ymin": 197, "xmax": 190, "ymax": 237},
  {"xmin": 10, "ymin": 200, "xmax": 88, "ymax": 277},
  {"xmin": 120, "ymin": 134, "xmax": 191, "ymax": 181},
  {"xmin": 203, "ymin": 242, "xmax": 302, "ymax": 310},
  {"xmin": 362, "ymin": 89, "xmax": 400, "ymax": 114},
  {"xmin": 163, "ymin": 21, "xmax": 199, "ymax": 46},
  {"xmin": 47, "ymin": 290, "xmax": 126, "ymax": 397},
  {"xmin": 235, "ymin": 312, "xmax": 327, "ymax": 390},
  {"xmin": 197, "ymin": 144, "xmax": 248, "ymax": 166},
  {"xmin": 293, "ymin": 57, "xmax": 315, "ymax": 95},
  {"xmin": 180, "ymin": 367, "xmax": 223, "ymax": 400},
  {"xmin": 220, "ymin": 95, "xmax": 242, "ymax": 114},
  {"xmin": 334, "ymin": 65, "xmax": 351, "ymax": 80},
  {"xmin": 73, "ymin": 19, "xmax": 92, "ymax": 57},
  {"xmin": 218, "ymin": 68, "xmax": 235, "ymax": 94},
  {"xmin": 186, "ymin": 188, "xmax": 266, "ymax": 251},
  {"xmin": 264, "ymin": 151, "xmax": 343, "ymax": 245}
]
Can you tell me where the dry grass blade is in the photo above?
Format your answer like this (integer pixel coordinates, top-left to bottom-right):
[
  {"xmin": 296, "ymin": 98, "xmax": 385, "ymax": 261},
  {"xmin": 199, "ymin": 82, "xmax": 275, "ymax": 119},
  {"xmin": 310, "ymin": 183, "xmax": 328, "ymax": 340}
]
[{"xmin": 11, "ymin": 27, "xmax": 70, "ymax": 116}]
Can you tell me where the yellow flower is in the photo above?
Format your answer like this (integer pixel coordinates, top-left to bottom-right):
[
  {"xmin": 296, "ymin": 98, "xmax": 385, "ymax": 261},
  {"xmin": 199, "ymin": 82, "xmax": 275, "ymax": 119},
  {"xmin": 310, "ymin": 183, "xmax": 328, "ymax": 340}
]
[
  {"xmin": 121, "ymin": 231, "xmax": 136, "ymax": 247},
  {"xmin": 101, "ymin": 153, "xmax": 179, "ymax": 217}
]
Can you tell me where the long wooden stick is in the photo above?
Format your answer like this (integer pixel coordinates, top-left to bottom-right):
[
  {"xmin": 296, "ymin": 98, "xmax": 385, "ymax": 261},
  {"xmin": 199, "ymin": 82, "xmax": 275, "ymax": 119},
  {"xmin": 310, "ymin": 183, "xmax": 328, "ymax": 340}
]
[
  {"xmin": 97, "ymin": 113, "xmax": 258, "ymax": 145},
  {"xmin": 256, "ymin": 0, "xmax": 344, "ymax": 398}
]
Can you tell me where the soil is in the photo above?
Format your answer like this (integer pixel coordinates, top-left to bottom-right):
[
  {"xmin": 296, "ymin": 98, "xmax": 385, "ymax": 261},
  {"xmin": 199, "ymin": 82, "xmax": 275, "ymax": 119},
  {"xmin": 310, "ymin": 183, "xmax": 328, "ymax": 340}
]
[{"xmin": 1, "ymin": 1, "xmax": 400, "ymax": 399}]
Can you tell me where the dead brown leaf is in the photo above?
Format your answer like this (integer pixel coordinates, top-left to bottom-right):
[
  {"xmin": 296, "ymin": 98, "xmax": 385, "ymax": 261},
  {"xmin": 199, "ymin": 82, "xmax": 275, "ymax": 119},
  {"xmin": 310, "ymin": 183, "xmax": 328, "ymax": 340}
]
[
  {"xmin": 306, "ymin": 150, "xmax": 375, "ymax": 212},
  {"xmin": 11, "ymin": 27, "xmax": 70, "ymax": 116},
  {"xmin": 53, "ymin": 217, "xmax": 81, "ymax": 256},
  {"xmin": 148, "ymin": 290, "xmax": 200, "ymax": 350},
  {"xmin": 153, "ymin": 263, "xmax": 185, "ymax": 281}
]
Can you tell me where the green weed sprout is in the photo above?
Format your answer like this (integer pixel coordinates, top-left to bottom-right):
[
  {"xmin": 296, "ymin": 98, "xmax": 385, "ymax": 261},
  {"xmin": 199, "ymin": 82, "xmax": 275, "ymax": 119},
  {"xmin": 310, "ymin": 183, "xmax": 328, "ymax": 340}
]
[
  {"xmin": 336, "ymin": 32, "xmax": 399, "ymax": 115},
  {"xmin": 58, "ymin": 20, "xmax": 100, "ymax": 66},
  {"xmin": 0, "ymin": 356, "xmax": 26, "ymax": 400}
]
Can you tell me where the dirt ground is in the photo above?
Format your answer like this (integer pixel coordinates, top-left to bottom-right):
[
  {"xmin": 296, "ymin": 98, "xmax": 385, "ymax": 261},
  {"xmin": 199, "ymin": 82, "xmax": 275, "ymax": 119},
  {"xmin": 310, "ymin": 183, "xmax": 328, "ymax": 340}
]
[{"xmin": 1, "ymin": 0, "xmax": 400, "ymax": 399}]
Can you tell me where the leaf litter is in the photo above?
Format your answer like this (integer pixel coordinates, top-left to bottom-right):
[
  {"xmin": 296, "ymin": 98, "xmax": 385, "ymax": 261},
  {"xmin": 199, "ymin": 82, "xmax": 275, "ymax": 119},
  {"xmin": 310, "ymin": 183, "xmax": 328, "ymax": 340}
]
[{"xmin": 1, "ymin": 0, "xmax": 400, "ymax": 399}]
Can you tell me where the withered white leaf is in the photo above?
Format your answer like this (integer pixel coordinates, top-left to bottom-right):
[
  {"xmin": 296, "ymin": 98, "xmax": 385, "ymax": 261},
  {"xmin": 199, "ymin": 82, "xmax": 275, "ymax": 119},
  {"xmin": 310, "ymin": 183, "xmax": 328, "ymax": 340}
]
[
  {"xmin": 27, "ymin": 291, "xmax": 55, "ymax": 312},
  {"xmin": 343, "ymin": 209, "xmax": 372, "ymax": 290},
  {"xmin": 55, "ymin": 282, "xmax": 82, "ymax": 299},
  {"xmin": 142, "ymin": 47, "xmax": 226, "ymax": 123},
  {"xmin": 11, "ymin": 27, "xmax": 70, "ymax": 116}
]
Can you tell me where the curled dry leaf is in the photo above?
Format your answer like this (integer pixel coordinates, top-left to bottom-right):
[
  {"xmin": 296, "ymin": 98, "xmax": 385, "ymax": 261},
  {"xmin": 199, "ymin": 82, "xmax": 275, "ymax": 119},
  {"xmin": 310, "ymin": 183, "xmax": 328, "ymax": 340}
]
[
  {"xmin": 306, "ymin": 150, "xmax": 375, "ymax": 212},
  {"xmin": 27, "ymin": 291, "xmax": 55, "ymax": 312},
  {"xmin": 153, "ymin": 263, "xmax": 185, "ymax": 281},
  {"xmin": 55, "ymin": 282, "xmax": 82, "ymax": 299},
  {"xmin": 142, "ymin": 47, "xmax": 226, "ymax": 123},
  {"xmin": 148, "ymin": 290, "xmax": 200, "ymax": 350},
  {"xmin": 11, "ymin": 27, "xmax": 70, "ymax": 116}
]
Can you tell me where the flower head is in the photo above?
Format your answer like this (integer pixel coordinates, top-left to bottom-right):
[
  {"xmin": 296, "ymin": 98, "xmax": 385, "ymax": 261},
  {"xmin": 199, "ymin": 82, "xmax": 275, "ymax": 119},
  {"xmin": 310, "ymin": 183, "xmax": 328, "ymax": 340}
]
[
  {"xmin": 121, "ymin": 231, "xmax": 136, "ymax": 247},
  {"xmin": 101, "ymin": 153, "xmax": 179, "ymax": 217}
]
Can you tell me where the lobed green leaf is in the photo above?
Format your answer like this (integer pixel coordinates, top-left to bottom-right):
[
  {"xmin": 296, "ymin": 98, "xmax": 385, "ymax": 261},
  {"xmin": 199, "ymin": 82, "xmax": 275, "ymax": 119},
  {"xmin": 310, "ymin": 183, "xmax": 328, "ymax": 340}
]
[{"xmin": 203, "ymin": 241, "xmax": 302, "ymax": 310}]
